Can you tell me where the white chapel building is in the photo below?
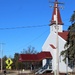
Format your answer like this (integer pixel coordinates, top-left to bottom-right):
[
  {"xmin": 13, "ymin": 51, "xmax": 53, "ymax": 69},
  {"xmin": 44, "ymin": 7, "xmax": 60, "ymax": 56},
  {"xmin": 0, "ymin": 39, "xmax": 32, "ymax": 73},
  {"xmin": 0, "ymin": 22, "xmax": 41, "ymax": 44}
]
[{"xmin": 42, "ymin": 0, "xmax": 72, "ymax": 73}]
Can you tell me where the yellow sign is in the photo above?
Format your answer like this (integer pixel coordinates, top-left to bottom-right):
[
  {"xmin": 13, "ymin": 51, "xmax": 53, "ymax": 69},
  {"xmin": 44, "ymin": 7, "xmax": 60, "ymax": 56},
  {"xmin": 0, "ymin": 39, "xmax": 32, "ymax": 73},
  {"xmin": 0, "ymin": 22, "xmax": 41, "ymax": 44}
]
[
  {"xmin": 5, "ymin": 58, "xmax": 13, "ymax": 69},
  {"xmin": 6, "ymin": 66, "xmax": 11, "ymax": 69}
]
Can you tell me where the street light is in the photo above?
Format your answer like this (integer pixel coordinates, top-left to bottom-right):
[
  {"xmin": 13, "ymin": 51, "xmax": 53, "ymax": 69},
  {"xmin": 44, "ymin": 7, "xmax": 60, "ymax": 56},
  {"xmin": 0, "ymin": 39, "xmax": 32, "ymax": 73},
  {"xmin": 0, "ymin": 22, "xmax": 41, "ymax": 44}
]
[{"xmin": 0, "ymin": 43, "xmax": 5, "ymax": 72}]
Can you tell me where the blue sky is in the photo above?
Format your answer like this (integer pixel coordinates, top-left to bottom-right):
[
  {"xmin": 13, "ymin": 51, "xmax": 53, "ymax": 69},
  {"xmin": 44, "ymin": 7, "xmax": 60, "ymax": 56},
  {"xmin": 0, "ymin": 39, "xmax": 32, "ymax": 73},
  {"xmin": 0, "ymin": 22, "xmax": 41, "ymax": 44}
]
[{"xmin": 0, "ymin": 0, "xmax": 75, "ymax": 58}]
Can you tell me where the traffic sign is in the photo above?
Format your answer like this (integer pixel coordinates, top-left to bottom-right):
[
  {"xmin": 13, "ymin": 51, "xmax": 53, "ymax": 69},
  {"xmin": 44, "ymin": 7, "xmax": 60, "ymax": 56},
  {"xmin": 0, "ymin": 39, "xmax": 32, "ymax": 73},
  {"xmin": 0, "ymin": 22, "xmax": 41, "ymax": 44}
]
[
  {"xmin": 6, "ymin": 66, "xmax": 11, "ymax": 69},
  {"xmin": 5, "ymin": 58, "xmax": 13, "ymax": 65},
  {"xmin": 5, "ymin": 58, "xmax": 13, "ymax": 69}
]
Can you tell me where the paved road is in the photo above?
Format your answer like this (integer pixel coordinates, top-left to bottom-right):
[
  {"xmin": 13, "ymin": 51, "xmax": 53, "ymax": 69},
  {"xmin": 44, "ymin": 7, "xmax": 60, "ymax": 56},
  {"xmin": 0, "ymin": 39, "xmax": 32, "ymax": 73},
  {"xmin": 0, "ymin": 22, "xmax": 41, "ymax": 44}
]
[
  {"xmin": 0, "ymin": 73, "xmax": 18, "ymax": 75},
  {"xmin": 0, "ymin": 72, "xmax": 18, "ymax": 75},
  {"xmin": 0, "ymin": 70, "xmax": 32, "ymax": 75}
]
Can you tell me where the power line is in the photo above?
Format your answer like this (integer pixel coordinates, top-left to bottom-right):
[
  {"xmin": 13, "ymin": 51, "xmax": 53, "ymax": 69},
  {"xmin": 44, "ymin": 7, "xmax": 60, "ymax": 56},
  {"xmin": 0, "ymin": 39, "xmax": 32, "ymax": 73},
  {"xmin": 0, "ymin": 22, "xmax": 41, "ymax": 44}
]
[
  {"xmin": 0, "ymin": 19, "xmax": 72, "ymax": 30},
  {"xmin": 17, "ymin": 28, "xmax": 49, "ymax": 51},
  {"xmin": 0, "ymin": 24, "xmax": 48, "ymax": 30},
  {"xmin": 4, "ymin": 29, "xmax": 49, "ymax": 52}
]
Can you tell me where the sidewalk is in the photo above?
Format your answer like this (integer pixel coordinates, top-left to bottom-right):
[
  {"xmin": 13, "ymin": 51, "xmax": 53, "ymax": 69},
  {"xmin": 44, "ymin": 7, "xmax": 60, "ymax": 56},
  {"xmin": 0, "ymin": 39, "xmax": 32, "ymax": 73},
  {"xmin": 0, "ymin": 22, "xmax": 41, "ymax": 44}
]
[{"xmin": 0, "ymin": 70, "xmax": 32, "ymax": 75}]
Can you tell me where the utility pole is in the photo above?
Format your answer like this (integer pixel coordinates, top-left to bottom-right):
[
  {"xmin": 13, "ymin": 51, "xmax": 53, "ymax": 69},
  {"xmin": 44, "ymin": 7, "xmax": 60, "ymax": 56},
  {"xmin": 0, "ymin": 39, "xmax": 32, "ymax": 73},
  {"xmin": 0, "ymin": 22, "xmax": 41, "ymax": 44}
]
[
  {"xmin": 0, "ymin": 43, "xmax": 5, "ymax": 72},
  {"xmin": 49, "ymin": 0, "xmax": 64, "ymax": 75},
  {"xmin": 55, "ymin": 1, "xmax": 59, "ymax": 75}
]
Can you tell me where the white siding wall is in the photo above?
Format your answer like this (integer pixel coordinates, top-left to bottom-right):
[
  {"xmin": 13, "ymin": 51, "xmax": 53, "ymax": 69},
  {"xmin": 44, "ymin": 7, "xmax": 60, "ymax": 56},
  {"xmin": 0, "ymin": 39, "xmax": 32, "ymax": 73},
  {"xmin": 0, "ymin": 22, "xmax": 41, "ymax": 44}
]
[
  {"xmin": 42, "ymin": 32, "xmax": 72, "ymax": 73},
  {"xmin": 42, "ymin": 32, "xmax": 57, "ymax": 71},
  {"xmin": 42, "ymin": 32, "xmax": 57, "ymax": 51},
  {"xmin": 50, "ymin": 25, "xmax": 63, "ymax": 33}
]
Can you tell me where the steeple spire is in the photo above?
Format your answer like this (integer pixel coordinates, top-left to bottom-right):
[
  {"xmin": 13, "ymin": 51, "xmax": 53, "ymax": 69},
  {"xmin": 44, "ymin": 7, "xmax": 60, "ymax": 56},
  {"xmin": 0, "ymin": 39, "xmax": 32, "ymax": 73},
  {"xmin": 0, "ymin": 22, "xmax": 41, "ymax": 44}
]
[{"xmin": 50, "ymin": 0, "xmax": 63, "ymax": 25}]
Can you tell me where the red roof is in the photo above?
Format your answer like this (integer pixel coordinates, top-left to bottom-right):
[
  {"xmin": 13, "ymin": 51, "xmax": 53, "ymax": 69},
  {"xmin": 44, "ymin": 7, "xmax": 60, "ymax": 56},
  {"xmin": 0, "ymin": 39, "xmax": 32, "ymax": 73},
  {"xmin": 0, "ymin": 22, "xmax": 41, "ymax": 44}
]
[
  {"xmin": 50, "ymin": 0, "xmax": 63, "ymax": 25},
  {"xmin": 19, "ymin": 52, "xmax": 52, "ymax": 62},
  {"xmin": 58, "ymin": 31, "xmax": 68, "ymax": 40}
]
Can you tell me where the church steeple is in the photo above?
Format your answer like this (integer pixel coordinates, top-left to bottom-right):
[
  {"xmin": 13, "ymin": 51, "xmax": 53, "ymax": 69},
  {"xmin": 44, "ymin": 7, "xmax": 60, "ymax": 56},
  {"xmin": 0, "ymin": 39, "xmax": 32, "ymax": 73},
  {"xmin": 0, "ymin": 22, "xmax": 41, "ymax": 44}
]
[
  {"xmin": 50, "ymin": 0, "xmax": 63, "ymax": 33},
  {"xmin": 50, "ymin": 0, "xmax": 63, "ymax": 25}
]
